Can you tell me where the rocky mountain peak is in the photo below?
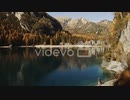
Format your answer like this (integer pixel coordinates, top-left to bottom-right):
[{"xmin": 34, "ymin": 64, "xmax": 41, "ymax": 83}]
[
  {"xmin": 98, "ymin": 19, "xmax": 112, "ymax": 25},
  {"xmin": 56, "ymin": 16, "xmax": 112, "ymax": 34}
]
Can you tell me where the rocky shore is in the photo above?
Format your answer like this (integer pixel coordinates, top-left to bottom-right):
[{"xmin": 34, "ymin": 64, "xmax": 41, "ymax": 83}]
[
  {"xmin": 98, "ymin": 59, "xmax": 128, "ymax": 86},
  {"xmin": 97, "ymin": 79, "xmax": 117, "ymax": 86}
]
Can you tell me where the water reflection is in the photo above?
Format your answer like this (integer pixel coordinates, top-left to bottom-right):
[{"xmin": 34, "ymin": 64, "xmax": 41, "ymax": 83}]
[{"xmin": 0, "ymin": 47, "xmax": 112, "ymax": 86}]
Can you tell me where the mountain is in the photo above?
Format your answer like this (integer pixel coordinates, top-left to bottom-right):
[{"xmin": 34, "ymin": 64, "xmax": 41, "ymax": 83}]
[
  {"xmin": 56, "ymin": 16, "xmax": 72, "ymax": 27},
  {"xmin": 97, "ymin": 19, "xmax": 113, "ymax": 29},
  {"xmin": 0, "ymin": 12, "xmax": 62, "ymax": 46},
  {"xmin": 56, "ymin": 17, "xmax": 112, "ymax": 34},
  {"xmin": 3, "ymin": 12, "xmax": 62, "ymax": 35}
]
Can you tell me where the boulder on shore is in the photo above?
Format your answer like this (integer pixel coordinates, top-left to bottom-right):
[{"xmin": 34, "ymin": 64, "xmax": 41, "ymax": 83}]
[{"xmin": 106, "ymin": 61, "xmax": 127, "ymax": 74}]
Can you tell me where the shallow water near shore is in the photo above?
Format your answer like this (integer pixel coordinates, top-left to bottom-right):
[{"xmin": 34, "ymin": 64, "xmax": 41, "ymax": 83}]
[{"xmin": 0, "ymin": 47, "xmax": 114, "ymax": 86}]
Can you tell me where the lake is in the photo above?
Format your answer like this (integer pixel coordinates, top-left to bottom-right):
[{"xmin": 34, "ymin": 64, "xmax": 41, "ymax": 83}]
[{"xmin": 0, "ymin": 47, "xmax": 114, "ymax": 86}]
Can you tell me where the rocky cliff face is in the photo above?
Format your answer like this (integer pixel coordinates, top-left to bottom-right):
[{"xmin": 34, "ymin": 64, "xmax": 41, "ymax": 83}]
[
  {"xmin": 119, "ymin": 21, "xmax": 130, "ymax": 54},
  {"xmin": 101, "ymin": 20, "xmax": 130, "ymax": 74},
  {"xmin": 101, "ymin": 13, "xmax": 130, "ymax": 86},
  {"xmin": 101, "ymin": 13, "xmax": 130, "ymax": 73}
]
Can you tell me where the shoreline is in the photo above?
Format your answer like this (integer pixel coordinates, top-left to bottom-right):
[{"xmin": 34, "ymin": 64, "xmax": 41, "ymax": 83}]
[
  {"xmin": 0, "ymin": 45, "xmax": 12, "ymax": 48},
  {"xmin": 97, "ymin": 79, "xmax": 117, "ymax": 86},
  {"xmin": 34, "ymin": 45, "xmax": 107, "ymax": 48},
  {"xmin": 0, "ymin": 45, "xmax": 110, "ymax": 49}
]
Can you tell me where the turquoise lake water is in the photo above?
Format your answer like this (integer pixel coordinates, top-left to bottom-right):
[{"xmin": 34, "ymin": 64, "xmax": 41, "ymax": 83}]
[{"xmin": 0, "ymin": 47, "xmax": 113, "ymax": 86}]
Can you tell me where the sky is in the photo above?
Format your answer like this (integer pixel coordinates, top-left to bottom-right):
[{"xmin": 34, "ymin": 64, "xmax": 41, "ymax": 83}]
[{"xmin": 47, "ymin": 12, "xmax": 114, "ymax": 22}]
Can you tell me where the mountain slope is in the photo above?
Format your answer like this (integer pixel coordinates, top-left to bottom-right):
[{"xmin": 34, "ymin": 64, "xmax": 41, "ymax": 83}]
[
  {"xmin": 17, "ymin": 12, "xmax": 62, "ymax": 35},
  {"xmin": 56, "ymin": 17, "xmax": 112, "ymax": 34},
  {"xmin": 0, "ymin": 12, "xmax": 62, "ymax": 46}
]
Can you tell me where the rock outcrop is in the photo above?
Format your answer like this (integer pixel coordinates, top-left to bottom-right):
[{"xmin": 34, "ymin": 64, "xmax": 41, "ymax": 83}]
[
  {"xmin": 99, "ymin": 79, "xmax": 116, "ymax": 86},
  {"xmin": 119, "ymin": 21, "xmax": 130, "ymax": 54},
  {"xmin": 102, "ymin": 61, "xmax": 127, "ymax": 74}
]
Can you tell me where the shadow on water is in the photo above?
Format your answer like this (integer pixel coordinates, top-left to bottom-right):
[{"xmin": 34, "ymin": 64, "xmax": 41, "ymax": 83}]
[{"xmin": 0, "ymin": 48, "xmax": 62, "ymax": 86}]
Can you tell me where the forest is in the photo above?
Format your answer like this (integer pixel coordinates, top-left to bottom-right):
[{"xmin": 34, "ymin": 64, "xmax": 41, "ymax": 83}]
[{"xmin": 0, "ymin": 12, "xmax": 108, "ymax": 46}]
